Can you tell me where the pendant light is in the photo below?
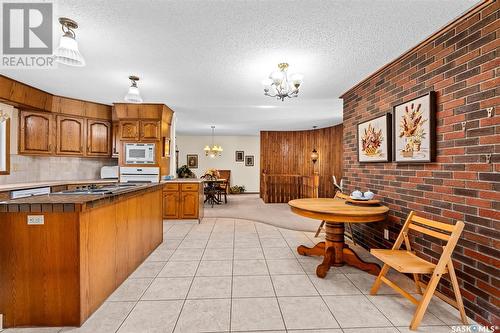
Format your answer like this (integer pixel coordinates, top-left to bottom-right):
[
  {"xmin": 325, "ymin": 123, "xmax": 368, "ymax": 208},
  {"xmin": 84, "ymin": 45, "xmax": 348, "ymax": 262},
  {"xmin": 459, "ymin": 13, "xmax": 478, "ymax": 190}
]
[
  {"xmin": 124, "ymin": 75, "xmax": 143, "ymax": 103},
  {"xmin": 54, "ymin": 17, "xmax": 85, "ymax": 67},
  {"xmin": 204, "ymin": 126, "xmax": 223, "ymax": 158}
]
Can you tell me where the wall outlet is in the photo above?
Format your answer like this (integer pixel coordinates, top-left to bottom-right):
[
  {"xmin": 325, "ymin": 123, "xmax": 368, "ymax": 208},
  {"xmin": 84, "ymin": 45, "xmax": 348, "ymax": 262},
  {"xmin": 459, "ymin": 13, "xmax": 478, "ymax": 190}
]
[
  {"xmin": 27, "ymin": 215, "xmax": 44, "ymax": 225},
  {"xmin": 384, "ymin": 229, "xmax": 389, "ymax": 240}
]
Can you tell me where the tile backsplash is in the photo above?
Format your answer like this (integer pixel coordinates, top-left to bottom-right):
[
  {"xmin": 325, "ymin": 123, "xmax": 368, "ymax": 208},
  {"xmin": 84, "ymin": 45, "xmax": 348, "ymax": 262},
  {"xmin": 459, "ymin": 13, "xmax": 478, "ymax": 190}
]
[{"xmin": 0, "ymin": 154, "xmax": 116, "ymax": 185}]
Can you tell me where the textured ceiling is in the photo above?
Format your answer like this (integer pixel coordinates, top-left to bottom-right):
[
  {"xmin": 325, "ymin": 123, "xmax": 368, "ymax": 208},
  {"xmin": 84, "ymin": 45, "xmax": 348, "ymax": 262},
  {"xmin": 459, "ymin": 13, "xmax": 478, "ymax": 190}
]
[{"xmin": 2, "ymin": 0, "xmax": 478, "ymax": 135}]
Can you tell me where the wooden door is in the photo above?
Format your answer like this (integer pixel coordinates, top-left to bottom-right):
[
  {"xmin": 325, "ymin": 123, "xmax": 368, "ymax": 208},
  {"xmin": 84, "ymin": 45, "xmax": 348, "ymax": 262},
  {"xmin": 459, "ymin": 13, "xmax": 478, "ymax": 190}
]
[
  {"xmin": 180, "ymin": 192, "xmax": 198, "ymax": 219},
  {"xmin": 112, "ymin": 122, "xmax": 119, "ymax": 158},
  {"xmin": 140, "ymin": 121, "xmax": 160, "ymax": 140},
  {"xmin": 87, "ymin": 120, "xmax": 111, "ymax": 156},
  {"xmin": 120, "ymin": 121, "xmax": 139, "ymax": 140},
  {"xmin": 19, "ymin": 110, "xmax": 54, "ymax": 155},
  {"xmin": 56, "ymin": 115, "xmax": 85, "ymax": 156},
  {"xmin": 163, "ymin": 191, "xmax": 179, "ymax": 219}
]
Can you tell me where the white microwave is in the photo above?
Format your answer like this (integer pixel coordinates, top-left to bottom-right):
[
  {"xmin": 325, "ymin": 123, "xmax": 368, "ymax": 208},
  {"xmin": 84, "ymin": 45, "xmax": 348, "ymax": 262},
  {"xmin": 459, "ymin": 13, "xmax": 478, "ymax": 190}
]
[{"xmin": 125, "ymin": 143, "xmax": 155, "ymax": 164}]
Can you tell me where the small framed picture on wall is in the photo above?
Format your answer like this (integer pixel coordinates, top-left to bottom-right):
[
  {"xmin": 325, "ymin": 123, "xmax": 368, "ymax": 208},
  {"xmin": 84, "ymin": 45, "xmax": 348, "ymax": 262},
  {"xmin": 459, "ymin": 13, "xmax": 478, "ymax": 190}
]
[
  {"xmin": 357, "ymin": 113, "xmax": 392, "ymax": 163},
  {"xmin": 245, "ymin": 155, "xmax": 254, "ymax": 166},
  {"xmin": 393, "ymin": 91, "xmax": 436, "ymax": 163},
  {"xmin": 235, "ymin": 151, "xmax": 244, "ymax": 162},
  {"xmin": 187, "ymin": 154, "xmax": 198, "ymax": 168}
]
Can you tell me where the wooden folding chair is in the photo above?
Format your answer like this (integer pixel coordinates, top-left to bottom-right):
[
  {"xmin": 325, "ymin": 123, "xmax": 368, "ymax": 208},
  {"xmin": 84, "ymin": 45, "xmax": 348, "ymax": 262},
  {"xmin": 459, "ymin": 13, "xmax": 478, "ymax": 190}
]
[
  {"xmin": 369, "ymin": 211, "xmax": 467, "ymax": 330},
  {"xmin": 314, "ymin": 191, "xmax": 356, "ymax": 246}
]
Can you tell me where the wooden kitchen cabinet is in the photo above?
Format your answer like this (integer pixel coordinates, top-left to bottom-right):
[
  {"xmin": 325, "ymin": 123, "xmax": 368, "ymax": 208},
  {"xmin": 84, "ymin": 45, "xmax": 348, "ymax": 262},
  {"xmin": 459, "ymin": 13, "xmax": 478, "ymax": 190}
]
[
  {"xmin": 19, "ymin": 110, "xmax": 54, "ymax": 155},
  {"xmin": 120, "ymin": 121, "xmax": 139, "ymax": 140},
  {"xmin": 140, "ymin": 120, "xmax": 160, "ymax": 140},
  {"xmin": 56, "ymin": 115, "xmax": 85, "ymax": 156},
  {"xmin": 87, "ymin": 120, "xmax": 111, "ymax": 156},
  {"xmin": 163, "ymin": 182, "xmax": 204, "ymax": 221}
]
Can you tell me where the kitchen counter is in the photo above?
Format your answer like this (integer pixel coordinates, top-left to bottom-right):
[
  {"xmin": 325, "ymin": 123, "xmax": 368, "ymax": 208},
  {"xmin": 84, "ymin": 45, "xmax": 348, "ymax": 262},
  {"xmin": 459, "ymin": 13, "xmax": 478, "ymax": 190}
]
[
  {"xmin": 0, "ymin": 181, "xmax": 163, "ymax": 328},
  {"xmin": 161, "ymin": 178, "xmax": 204, "ymax": 183},
  {"xmin": 0, "ymin": 179, "xmax": 118, "ymax": 192}
]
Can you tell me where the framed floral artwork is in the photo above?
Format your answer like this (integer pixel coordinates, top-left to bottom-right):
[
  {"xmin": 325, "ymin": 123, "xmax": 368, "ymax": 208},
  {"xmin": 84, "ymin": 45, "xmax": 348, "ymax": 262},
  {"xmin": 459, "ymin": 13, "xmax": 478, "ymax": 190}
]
[
  {"xmin": 187, "ymin": 154, "xmax": 198, "ymax": 168},
  {"xmin": 357, "ymin": 114, "xmax": 391, "ymax": 163},
  {"xmin": 393, "ymin": 92, "xmax": 436, "ymax": 163}
]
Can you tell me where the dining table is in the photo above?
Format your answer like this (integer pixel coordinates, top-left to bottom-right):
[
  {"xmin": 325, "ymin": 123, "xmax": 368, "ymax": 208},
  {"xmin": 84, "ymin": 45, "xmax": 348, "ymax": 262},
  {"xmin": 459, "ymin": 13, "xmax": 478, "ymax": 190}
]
[
  {"xmin": 203, "ymin": 178, "xmax": 227, "ymax": 207},
  {"xmin": 288, "ymin": 198, "xmax": 389, "ymax": 278}
]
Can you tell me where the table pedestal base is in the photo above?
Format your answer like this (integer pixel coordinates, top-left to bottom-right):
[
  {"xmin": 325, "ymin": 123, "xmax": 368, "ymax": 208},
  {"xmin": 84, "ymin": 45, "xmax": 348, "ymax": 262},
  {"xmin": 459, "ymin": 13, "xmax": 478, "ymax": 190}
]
[{"xmin": 297, "ymin": 222, "xmax": 381, "ymax": 278}]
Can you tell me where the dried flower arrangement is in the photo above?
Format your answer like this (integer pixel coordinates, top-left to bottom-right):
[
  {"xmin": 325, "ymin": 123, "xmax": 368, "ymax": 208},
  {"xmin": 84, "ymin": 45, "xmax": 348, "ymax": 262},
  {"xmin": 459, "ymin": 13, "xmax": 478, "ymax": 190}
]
[
  {"xmin": 361, "ymin": 123, "xmax": 383, "ymax": 156},
  {"xmin": 201, "ymin": 168, "xmax": 220, "ymax": 180},
  {"xmin": 399, "ymin": 103, "xmax": 427, "ymax": 153}
]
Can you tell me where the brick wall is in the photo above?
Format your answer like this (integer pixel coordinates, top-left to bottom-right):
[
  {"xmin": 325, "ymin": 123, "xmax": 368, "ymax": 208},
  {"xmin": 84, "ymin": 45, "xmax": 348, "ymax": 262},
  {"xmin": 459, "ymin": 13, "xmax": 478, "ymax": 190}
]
[{"xmin": 341, "ymin": 1, "xmax": 499, "ymax": 326}]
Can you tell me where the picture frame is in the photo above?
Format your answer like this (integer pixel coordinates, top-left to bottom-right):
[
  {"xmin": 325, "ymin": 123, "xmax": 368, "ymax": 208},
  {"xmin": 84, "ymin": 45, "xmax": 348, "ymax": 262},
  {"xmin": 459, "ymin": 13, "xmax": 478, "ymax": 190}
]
[
  {"xmin": 235, "ymin": 151, "xmax": 244, "ymax": 162},
  {"xmin": 245, "ymin": 155, "xmax": 254, "ymax": 166},
  {"xmin": 357, "ymin": 113, "xmax": 392, "ymax": 163},
  {"xmin": 187, "ymin": 154, "xmax": 198, "ymax": 168},
  {"xmin": 393, "ymin": 91, "xmax": 436, "ymax": 163}
]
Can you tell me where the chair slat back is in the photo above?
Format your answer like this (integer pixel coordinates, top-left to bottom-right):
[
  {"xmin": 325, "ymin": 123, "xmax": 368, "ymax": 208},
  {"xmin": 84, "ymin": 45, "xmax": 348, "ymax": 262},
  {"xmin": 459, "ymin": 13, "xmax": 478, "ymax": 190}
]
[
  {"xmin": 407, "ymin": 214, "xmax": 458, "ymax": 242},
  {"xmin": 408, "ymin": 224, "xmax": 450, "ymax": 241},
  {"xmin": 411, "ymin": 215, "xmax": 455, "ymax": 232}
]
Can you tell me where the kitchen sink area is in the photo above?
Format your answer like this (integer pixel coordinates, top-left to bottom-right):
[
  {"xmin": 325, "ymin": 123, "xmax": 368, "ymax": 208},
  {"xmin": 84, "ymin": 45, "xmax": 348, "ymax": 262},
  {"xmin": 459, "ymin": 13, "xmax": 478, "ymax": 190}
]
[{"xmin": 50, "ymin": 183, "xmax": 139, "ymax": 195}]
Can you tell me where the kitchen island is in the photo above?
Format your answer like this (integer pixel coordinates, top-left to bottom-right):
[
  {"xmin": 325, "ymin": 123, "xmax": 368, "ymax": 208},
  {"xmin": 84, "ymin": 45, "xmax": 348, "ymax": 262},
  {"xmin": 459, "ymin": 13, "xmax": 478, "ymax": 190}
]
[{"xmin": 0, "ymin": 183, "xmax": 163, "ymax": 328}]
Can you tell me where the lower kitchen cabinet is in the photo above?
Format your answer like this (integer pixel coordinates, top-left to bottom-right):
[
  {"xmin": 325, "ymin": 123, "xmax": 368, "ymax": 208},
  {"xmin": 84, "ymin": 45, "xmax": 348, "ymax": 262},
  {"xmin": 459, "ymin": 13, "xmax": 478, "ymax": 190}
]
[{"xmin": 163, "ymin": 181, "xmax": 204, "ymax": 221}]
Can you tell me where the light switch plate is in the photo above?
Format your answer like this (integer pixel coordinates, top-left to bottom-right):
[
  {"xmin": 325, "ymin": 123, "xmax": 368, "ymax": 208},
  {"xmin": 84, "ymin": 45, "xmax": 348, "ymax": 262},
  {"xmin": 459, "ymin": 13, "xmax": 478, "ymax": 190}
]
[{"xmin": 27, "ymin": 215, "xmax": 44, "ymax": 225}]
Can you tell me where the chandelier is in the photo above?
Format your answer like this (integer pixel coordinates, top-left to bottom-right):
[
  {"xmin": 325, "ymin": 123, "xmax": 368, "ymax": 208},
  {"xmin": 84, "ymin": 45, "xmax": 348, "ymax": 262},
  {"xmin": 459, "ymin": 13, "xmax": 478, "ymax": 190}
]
[
  {"xmin": 204, "ymin": 126, "xmax": 223, "ymax": 158},
  {"xmin": 262, "ymin": 63, "xmax": 304, "ymax": 101}
]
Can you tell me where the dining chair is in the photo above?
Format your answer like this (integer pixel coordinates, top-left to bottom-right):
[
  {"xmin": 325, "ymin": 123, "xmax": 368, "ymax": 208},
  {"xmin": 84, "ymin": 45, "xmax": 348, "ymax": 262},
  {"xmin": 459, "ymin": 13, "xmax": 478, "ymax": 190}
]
[
  {"xmin": 369, "ymin": 211, "xmax": 467, "ymax": 330},
  {"xmin": 314, "ymin": 191, "xmax": 356, "ymax": 246},
  {"xmin": 216, "ymin": 180, "xmax": 228, "ymax": 204}
]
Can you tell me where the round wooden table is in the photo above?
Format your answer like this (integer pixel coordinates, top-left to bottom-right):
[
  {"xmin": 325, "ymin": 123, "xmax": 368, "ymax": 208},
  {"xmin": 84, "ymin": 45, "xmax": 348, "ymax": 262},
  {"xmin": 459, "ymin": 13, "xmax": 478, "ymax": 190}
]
[{"xmin": 288, "ymin": 198, "xmax": 389, "ymax": 278}]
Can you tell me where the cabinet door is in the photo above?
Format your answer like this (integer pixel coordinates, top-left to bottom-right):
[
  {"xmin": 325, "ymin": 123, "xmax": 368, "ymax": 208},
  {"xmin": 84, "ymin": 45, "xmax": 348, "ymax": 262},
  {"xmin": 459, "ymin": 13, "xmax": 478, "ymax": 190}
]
[
  {"xmin": 120, "ymin": 121, "xmax": 139, "ymax": 140},
  {"xmin": 163, "ymin": 191, "xmax": 179, "ymax": 219},
  {"xmin": 140, "ymin": 121, "xmax": 160, "ymax": 140},
  {"xmin": 180, "ymin": 192, "xmax": 198, "ymax": 219},
  {"xmin": 87, "ymin": 120, "xmax": 111, "ymax": 156},
  {"xmin": 112, "ymin": 122, "xmax": 119, "ymax": 158},
  {"xmin": 19, "ymin": 111, "xmax": 54, "ymax": 155},
  {"xmin": 56, "ymin": 115, "xmax": 85, "ymax": 156}
]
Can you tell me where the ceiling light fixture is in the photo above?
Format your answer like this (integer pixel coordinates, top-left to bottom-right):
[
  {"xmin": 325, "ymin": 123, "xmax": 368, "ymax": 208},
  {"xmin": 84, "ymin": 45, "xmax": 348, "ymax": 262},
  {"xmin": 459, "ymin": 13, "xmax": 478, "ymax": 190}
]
[
  {"xmin": 204, "ymin": 126, "xmax": 223, "ymax": 158},
  {"xmin": 262, "ymin": 63, "xmax": 303, "ymax": 101},
  {"xmin": 54, "ymin": 17, "xmax": 85, "ymax": 67},
  {"xmin": 124, "ymin": 75, "xmax": 143, "ymax": 103}
]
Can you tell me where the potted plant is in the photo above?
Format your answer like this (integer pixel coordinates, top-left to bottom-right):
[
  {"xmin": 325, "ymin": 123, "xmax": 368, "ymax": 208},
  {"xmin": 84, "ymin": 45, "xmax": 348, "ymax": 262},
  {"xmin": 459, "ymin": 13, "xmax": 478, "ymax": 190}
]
[
  {"xmin": 177, "ymin": 165, "xmax": 196, "ymax": 178},
  {"xmin": 230, "ymin": 185, "xmax": 246, "ymax": 194}
]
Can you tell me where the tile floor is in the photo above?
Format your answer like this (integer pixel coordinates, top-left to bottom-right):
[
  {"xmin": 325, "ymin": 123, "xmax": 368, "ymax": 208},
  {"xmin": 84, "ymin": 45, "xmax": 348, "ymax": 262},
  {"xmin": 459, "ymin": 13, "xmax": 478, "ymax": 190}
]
[{"xmin": 4, "ymin": 218, "xmax": 470, "ymax": 333}]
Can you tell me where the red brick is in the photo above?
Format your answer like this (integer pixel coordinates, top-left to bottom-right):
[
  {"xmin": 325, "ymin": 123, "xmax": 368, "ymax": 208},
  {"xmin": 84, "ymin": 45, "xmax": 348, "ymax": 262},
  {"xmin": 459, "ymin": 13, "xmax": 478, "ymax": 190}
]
[
  {"xmin": 479, "ymin": 191, "xmax": 500, "ymax": 201},
  {"xmin": 453, "ymin": 172, "xmax": 477, "ymax": 180},
  {"xmin": 466, "ymin": 181, "xmax": 492, "ymax": 191},
  {"xmin": 466, "ymin": 197, "xmax": 492, "ymax": 208},
  {"xmin": 480, "ymin": 208, "xmax": 500, "ymax": 220},
  {"xmin": 479, "ymin": 135, "xmax": 500, "ymax": 145},
  {"xmin": 442, "ymin": 147, "xmax": 465, "ymax": 155}
]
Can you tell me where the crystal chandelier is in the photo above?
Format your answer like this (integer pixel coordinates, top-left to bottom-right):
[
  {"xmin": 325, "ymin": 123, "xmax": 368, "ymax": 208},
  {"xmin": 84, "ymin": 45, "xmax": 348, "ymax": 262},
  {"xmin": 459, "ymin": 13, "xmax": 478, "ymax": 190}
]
[
  {"xmin": 262, "ymin": 63, "xmax": 304, "ymax": 101},
  {"xmin": 204, "ymin": 126, "xmax": 223, "ymax": 158},
  {"xmin": 124, "ymin": 75, "xmax": 143, "ymax": 103},
  {"xmin": 54, "ymin": 17, "xmax": 85, "ymax": 67}
]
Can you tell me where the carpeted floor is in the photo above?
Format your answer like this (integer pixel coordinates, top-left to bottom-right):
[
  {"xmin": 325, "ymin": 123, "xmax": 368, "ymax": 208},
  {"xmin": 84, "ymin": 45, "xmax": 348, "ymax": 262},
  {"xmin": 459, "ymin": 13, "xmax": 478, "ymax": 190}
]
[{"xmin": 203, "ymin": 194, "xmax": 319, "ymax": 232}]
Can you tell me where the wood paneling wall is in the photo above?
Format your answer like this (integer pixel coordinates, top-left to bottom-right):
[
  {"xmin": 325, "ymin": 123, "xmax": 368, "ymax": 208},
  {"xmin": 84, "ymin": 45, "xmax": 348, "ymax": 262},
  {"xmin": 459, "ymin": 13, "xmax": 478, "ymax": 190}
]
[{"xmin": 260, "ymin": 124, "xmax": 343, "ymax": 198}]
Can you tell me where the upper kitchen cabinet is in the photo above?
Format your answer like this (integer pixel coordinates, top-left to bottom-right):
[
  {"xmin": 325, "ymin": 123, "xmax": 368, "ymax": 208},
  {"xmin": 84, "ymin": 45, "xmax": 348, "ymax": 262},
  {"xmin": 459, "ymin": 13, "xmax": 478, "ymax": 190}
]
[
  {"xmin": 19, "ymin": 110, "xmax": 54, "ymax": 155},
  {"xmin": 56, "ymin": 115, "xmax": 85, "ymax": 156},
  {"xmin": 140, "ymin": 121, "xmax": 161, "ymax": 140},
  {"xmin": 120, "ymin": 120, "xmax": 139, "ymax": 140},
  {"xmin": 87, "ymin": 120, "xmax": 112, "ymax": 157},
  {"xmin": 0, "ymin": 77, "xmax": 51, "ymax": 111}
]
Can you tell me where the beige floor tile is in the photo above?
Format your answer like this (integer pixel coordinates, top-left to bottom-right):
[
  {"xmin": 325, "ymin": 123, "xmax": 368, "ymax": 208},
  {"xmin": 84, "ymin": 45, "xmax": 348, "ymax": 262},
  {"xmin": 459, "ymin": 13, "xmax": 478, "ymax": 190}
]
[
  {"xmin": 202, "ymin": 247, "xmax": 234, "ymax": 260},
  {"xmin": 231, "ymin": 298, "xmax": 285, "ymax": 331},
  {"xmin": 175, "ymin": 298, "xmax": 231, "ymax": 333},
  {"xmin": 232, "ymin": 276, "xmax": 275, "ymax": 297},
  {"xmin": 146, "ymin": 246, "xmax": 175, "ymax": 262},
  {"xmin": 62, "ymin": 301, "xmax": 135, "ymax": 333},
  {"xmin": 169, "ymin": 248, "xmax": 204, "ymax": 261},
  {"xmin": 267, "ymin": 259, "xmax": 305, "ymax": 275},
  {"xmin": 263, "ymin": 247, "xmax": 296, "ymax": 259},
  {"xmin": 271, "ymin": 275, "xmax": 318, "ymax": 296},
  {"xmin": 158, "ymin": 260, "xmax": 199, "ymax": 277},
  {"xmin": 141, "ymin": 277, "xmax": 192, "ymax": 300},
  {"xmin": 368, "ymin": 295, "xmax": 445, "ymax": 326},
  {"xmin": 129, "ymin": 261, "xmax": 166, "ymax": 279},
  {"xmin": 396, "ymin": 326, "xmax": 456, "ymax": 333},
  {"xmin": 278, "ymin": 296, "xmax": 339, "ymax": 330},
  {"xmin": 196, "ymin": 260, "xmax": 232, "ymax": 276},
  {"xmin": 188, "ymin": 276, "xmax": 232, "ymax": 299},
  {"xmin": 234, "ymin": 247, "xmax": 265, "ymax": 260},
  {"xmin": 323, "ymin": 295, "xmax": 392, "ymax": 328},
  {"xmin": 308, "ymin": 274, "xmax": 361, "ymax": 295},
  {"xmin": 234, "ymin": 238, "xmax": 262, "ymax": 248},
  {"xmin": 108, "ymin": 278, "xmax": 152, "ymax": 302},
  {"xmin": 177, "ymin": 238, "xmax": 208, "ymax": 249},
  {"xmin": 343, "ymin": 328, "xmax": 399, "ymax": 333},
  {"xmin": 260, "ymin": 237, "xmax": 289, "ymax": 248},
  {"xmin": 162, "ymin": 239, "xmax": 182, "ymax": 249},
  {"xmin": 206, "ymin": 239, "xmax": 234, "ymax": 248},
  {"xmin": 427, "ymin": 297, "xmax": 469, "ymax": 325},
  {"xmin": 117, "ymin": 300, "xmax": 183, "ymax": 333},
  {"xmin": 345, "ymin": 271, "xmax": 418, "ymax": 295},
  {"xmin": 288, "ymin": 330, "xmax": 342, "ymax": 333},
  {"xmin": 233, "ymin": 259, "xmax": 269, "ymax": 276},
  {"xmin": 11, "ymin": 328, "xmax": 65, "ymax": 333}
]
